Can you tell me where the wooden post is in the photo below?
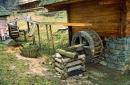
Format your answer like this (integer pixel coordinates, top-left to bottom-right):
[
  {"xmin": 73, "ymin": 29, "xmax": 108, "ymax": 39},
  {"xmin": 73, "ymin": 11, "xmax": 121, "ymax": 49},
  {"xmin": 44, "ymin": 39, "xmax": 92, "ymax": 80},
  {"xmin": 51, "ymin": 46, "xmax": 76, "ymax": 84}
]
[
  {"xmin": 68, "ymin": 26, "xmax": 73, "ymax": 46},
  {"xmin": 120, "ymin": 0, "xmax": 127, "ymax": 37},
  {"xmin": 23, "ymin": 30, "xmax": 27, "ymax": 41},
  {"xmin": 49, "ymin": 25, "xmax": 55, "ymax": 53},
  {"xmin": 37, "ymin": 24, "xmax": 41, "ymax": 48},
  {"xmin": 45, "ymin": 24, "xmax": 50, "ymax": 54},
  {"xmin": 33, "ymin": 35, "xmax": 36, "ymax": 45},
  {"xmin": 27, "ymin": 22, "xmax": 30, "ymax": 32}
]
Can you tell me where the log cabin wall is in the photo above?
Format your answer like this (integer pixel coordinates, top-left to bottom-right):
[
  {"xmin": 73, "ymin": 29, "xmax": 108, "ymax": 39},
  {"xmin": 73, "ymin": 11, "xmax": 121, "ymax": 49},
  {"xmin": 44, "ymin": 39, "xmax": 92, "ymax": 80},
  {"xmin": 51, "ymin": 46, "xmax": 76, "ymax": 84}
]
[
  {"xmin": 18, "ymin": 1, "xmax": 39, "ymax": 11},
  {"xmin": 68, "ymin": 0, "xmax": 121, "ymax": 38},
  {"xmin": 126, "ymin": 0, "xmax": 130, "ymax": 36}
]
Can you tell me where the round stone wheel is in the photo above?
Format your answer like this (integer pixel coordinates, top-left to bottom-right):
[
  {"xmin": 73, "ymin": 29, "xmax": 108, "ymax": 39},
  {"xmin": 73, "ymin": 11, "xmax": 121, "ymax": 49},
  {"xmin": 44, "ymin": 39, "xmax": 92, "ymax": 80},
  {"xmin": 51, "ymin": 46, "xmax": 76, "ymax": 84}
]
[{"xmin": 71, "ymin": 29, "xmax": 103, "ymax": 62}]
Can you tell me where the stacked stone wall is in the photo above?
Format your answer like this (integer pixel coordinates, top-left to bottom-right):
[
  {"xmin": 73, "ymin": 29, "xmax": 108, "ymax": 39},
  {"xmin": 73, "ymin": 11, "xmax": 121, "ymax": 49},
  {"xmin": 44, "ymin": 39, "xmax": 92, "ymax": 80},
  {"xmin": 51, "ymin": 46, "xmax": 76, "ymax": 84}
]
[{"xmin": 104, "ymin": 37, "xmax": 130, "ymax": 71}]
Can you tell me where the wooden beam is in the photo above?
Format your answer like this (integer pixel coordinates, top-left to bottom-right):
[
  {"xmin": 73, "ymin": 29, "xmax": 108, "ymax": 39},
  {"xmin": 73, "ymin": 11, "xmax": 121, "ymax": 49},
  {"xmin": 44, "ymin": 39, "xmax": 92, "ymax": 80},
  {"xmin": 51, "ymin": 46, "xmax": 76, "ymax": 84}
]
[
  {"xmin": 99, "ymin": 0, "xmax": 120, "ymax": 5},
  {"xmin": 17, "ymin": 7, "xmax": 45, "ymax": 13},
  {"xmin": 43, "ymin": 0, "xmax": 86, "ymax": 11},
  {"xmin": 120, "ymin": 0, "xmax": 127, "ymax": 37},
  {"xmin": 18, "ymin": 0, "xmax": 39, "ymax": 5},
  {"xmin": 28, "ymin": 21, "xmax": 92, "ymax": 27},
  {"xmin": 39, "ymin": 22, "xmax": 92, "ymax": 27},
  {"xmin": 43, "ymin": 0, "xmax": 86, "ymax": 7}
]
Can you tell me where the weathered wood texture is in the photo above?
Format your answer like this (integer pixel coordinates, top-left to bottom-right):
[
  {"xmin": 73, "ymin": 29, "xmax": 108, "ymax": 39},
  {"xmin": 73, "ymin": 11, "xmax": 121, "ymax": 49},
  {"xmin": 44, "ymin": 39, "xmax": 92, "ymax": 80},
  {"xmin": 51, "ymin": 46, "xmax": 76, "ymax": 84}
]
[
  {"xmin": 68, "ymin": 0, "xmax": 121, "ymax": 37},
  {"xmin": 18, "ymin": 0, "xmax": 39, "ymax": 10},
  {"xmin": 54, "ymin": 53, "xmax": 86, "ymax": 79},
  {"xmin": 19, "ymin": 0, "xmax": 130, "ymax": 38},
  {"xmin": 18, "ymin": 0, "xmax": 38, "ymax": 5},
  {"xmin": 56, "ymin": 49, "xmax": 78, "ymax": 59},
  {"xmin": 126, "ymin": 0, "xmax": 130, "ymax": 36}
]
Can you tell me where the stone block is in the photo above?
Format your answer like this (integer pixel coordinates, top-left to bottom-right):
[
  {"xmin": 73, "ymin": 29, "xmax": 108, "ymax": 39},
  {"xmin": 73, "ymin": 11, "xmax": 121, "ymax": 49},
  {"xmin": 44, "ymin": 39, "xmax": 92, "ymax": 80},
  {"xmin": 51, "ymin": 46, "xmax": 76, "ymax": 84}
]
[{"xmin": 104, "ymin": 37, "xmax": 130, "ymax": 71}]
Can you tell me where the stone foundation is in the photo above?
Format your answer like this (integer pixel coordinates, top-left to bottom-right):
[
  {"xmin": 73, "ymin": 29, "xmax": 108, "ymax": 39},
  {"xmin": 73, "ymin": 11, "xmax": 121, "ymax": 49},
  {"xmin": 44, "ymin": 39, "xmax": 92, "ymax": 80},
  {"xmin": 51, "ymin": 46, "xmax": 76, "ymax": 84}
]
[{"xmin": 104, "ymin": 37, "xmax": 130, "ymax": 71}]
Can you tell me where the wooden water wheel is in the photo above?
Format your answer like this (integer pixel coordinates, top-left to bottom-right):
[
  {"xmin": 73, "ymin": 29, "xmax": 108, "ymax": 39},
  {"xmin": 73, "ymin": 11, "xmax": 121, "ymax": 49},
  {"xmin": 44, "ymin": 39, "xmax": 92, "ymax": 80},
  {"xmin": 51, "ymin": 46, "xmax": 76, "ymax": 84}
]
[{"xmin": 71, "ymin": 29, "xmax": 103, "ymax": 63}]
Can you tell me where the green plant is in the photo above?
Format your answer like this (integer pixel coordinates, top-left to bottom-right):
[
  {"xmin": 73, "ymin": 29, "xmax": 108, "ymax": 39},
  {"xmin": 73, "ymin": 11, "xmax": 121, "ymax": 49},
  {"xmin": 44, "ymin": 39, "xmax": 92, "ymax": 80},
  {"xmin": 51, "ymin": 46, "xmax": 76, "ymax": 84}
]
[{"xmin": 20, "ymin": 43, "xmax": 40, "ymax": 58}]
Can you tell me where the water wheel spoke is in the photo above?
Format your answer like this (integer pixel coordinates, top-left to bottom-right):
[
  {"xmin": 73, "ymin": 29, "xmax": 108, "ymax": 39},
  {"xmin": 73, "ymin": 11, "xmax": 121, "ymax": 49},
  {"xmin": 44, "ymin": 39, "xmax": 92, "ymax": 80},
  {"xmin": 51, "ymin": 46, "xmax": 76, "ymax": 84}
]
[
  {"xmin": 83, "ymin": 46, "xmax": 90, "ymax": 49},
  {"xmin": 79, "ymin": 34, "xmax": 82, "ymax": 44}
]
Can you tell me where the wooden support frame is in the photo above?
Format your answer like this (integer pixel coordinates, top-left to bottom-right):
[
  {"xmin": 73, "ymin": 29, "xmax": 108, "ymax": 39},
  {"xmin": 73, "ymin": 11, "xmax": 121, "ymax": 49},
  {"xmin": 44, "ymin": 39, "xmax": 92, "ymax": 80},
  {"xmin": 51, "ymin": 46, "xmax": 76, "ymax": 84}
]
[{"xmin": 27, "ymin": 21, "xmax": 92, "ymax": 48}]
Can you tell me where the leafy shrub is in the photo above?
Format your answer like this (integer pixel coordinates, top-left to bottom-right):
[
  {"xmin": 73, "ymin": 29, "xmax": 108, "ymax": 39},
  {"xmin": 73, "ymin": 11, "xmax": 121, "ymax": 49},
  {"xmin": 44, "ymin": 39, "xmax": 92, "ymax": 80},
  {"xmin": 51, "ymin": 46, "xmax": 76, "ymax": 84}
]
[{"xmin": 20, "ymin": 43, "xmax": 40, "ymax": 58}]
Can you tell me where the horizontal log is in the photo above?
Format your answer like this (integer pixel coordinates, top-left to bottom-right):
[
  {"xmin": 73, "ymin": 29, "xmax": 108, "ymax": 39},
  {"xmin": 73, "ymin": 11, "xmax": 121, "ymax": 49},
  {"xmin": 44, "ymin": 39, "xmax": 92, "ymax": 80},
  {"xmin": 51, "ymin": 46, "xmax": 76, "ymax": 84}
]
[
  {"xmin": 55, "ymin": 62, "xmax": 64, "ymax": 69},
  {"xmin": 55, "ymin": 65, "xmax": 84, "ymax": 73},
  {"xmin": 55, "ymin": 67, "xmax": 68, "ymax": 77},
  {"xmin": 67, "ymin": 65, "xmax": 83, "ymax": 72},
  {"xmin": 55, "ymin": 60, "xmax": 83, "ymax": 68},
  {"xmin": 55, "ymin": 67, "xmax": 64, "ymax": 74},
  {"xmin": 55, "ymin": 53, "xmax": 62, "ymax": 58},
  {"xmin": 33, "ymin": 21, "xmax": 92, "ymax": 27},
  {"xmin": 66, "ymin": 60, "xmax": 83, "ymax": 68},
  {"xmin": 68, "ymin": 44, "xmax": 84, "ymax": 50},
  {"xmin": 55, "ymin": 58, "xmax": 70, "ymax": 63},
  {"xmin": 56, "ymin": 49, "xmax": 78, "ymax": 59},
  {"xmin": 78, "ymin": 54, "xmax": 86, "ymax": 61},
  {"xmin": 55, "ymin": 58, "xmax": 62, "ymax": 63}
]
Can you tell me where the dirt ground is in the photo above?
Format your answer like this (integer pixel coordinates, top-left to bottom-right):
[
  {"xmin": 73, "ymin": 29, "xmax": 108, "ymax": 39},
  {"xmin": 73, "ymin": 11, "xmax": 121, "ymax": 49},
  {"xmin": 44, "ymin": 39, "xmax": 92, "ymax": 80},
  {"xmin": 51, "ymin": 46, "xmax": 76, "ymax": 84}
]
[
  {"xmin": 4, "ymin": 46, "xmax": 130, "ymax": 85},
  {"xmin": 6, "ymin": 46, "xmax": 51, "ymax": 76}
]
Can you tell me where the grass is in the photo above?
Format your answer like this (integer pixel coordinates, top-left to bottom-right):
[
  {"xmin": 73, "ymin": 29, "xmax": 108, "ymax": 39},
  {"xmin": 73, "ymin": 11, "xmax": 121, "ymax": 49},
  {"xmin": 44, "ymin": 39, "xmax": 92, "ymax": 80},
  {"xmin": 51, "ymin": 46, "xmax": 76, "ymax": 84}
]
[{"xmin": 0, "ymin": 44, "xmax": 60, "ymax": 85}]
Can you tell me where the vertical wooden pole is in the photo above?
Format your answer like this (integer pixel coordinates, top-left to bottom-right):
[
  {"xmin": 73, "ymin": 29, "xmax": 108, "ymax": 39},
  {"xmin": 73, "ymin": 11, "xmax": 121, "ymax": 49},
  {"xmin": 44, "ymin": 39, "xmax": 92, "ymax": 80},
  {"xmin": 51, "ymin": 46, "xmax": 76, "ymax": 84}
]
[
  {"xmin": 120, "ymin": 0, "xmax": 127, "ymax": 37},
  {"xmin": 45, "ymin": 24, "xmax": 50, "ymax": 54},
  {"xmin": 24, "ymin": 31, "xmax": 27, "ymax": 41},
  {"xmin": 27, "ymin": 22, "xmax": 30, "ymax": 32},
  {"xmin": 68, "ymin": 26, "xmax": 73, "ymax": 46},
  {"xmin": 33, "ymin": 35, "xmax": 35, "ymax": 45},
  {"xmin": 37, "ymin": 24, "xmax": 41, "ymax": 48},
  {"xmin": 49, "ymin": 25, "xmax": 55, "ymax": 53}
]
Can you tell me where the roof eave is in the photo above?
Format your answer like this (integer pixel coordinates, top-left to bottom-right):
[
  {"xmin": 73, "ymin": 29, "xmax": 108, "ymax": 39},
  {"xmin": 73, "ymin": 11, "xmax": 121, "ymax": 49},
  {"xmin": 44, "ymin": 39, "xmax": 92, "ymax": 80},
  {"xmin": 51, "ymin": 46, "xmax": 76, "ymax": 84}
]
[
  {"xmin": 18, "ymin": 0, "xmax": 39, "ymax": 6},
  {"xmin": 42, "ymin": 0, "xmax": 86, "ymax": 11}
]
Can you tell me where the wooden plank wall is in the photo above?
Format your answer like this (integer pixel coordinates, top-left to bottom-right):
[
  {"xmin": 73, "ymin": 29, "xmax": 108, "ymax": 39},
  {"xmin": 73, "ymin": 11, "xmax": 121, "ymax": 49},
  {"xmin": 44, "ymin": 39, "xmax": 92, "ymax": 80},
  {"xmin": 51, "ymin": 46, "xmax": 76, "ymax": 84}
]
[
  {"xmin": 126, "ymin": 0, "xmax": 130, "ymax": 36},
  {"xmin": 18, "ymin": 1, "xmax": 39, "ymax": 10},
  {"xmin": 68, "ymin": 0, "xmax": 121, "ymax": 37}
]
